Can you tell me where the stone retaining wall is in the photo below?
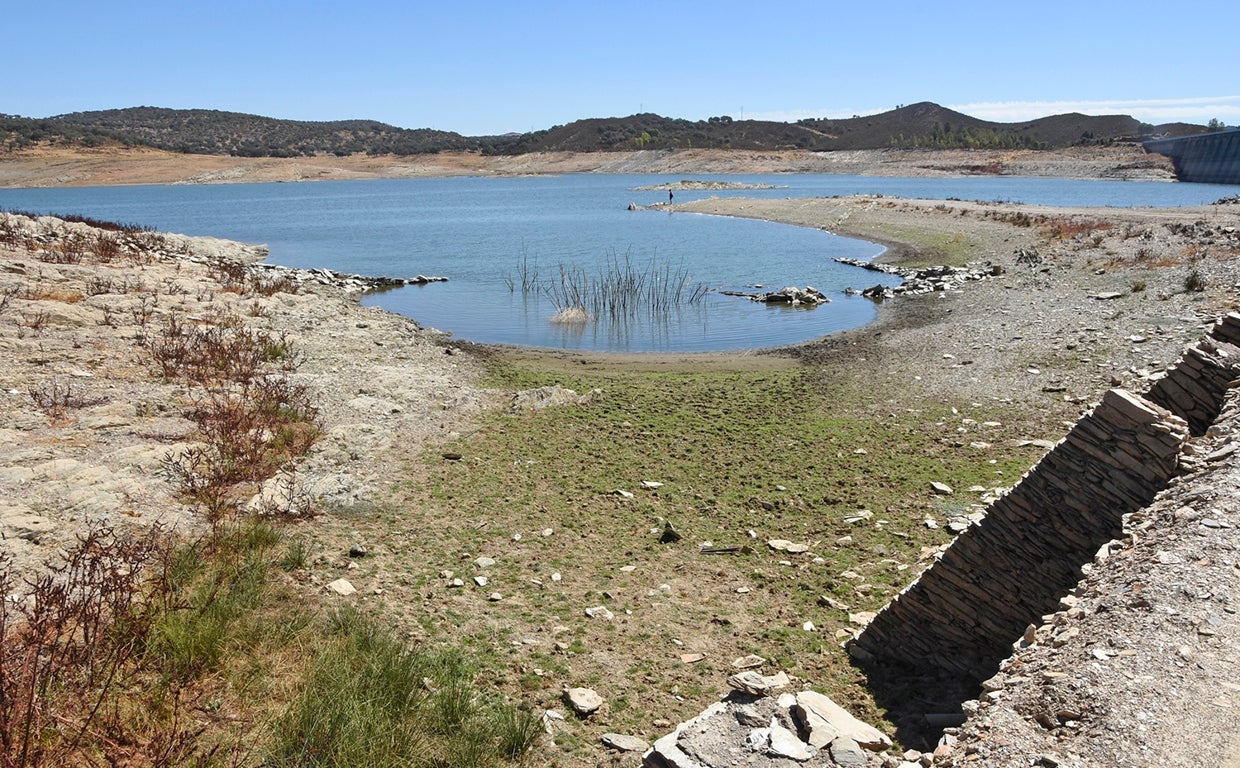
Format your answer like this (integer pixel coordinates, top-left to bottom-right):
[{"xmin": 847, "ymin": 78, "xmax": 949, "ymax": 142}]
[{"xmin": 849, "ymin": 313, "xmax": 1240, "ymax": 682}]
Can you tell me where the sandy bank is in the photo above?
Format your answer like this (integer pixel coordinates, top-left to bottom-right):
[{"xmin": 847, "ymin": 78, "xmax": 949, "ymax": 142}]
[{"xmin": 0, "ymin": 144, "xmax": 1176, "ymax": 188}]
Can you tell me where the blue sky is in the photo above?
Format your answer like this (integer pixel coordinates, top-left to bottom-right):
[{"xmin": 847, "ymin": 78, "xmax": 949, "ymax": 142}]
[{"xmin": 9, "ymin": 0, "xmax": 1239, "ymax": 136}]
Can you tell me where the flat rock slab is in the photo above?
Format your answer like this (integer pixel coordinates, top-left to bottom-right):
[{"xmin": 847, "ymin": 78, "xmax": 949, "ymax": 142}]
[
  {"xmin": 565, "ymin": 687, "xmax": 604, "ymax": 716},
  {"xmin": 325, "ymin": 578, "xmax": 357, "ymax": 596},
  {"xmin": 602, "ymin": 733, "xmax": 649, "ymax": 752}
]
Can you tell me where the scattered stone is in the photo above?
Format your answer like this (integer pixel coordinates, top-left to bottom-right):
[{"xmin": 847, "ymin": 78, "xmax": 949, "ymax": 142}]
[
  {"xmin": 930, "ymin": 481, "xmax": 954, "ymax": 495},
  {"xmin": 564, "ymin": 687, "xmax": 604, "ymax": 717},
  {"xmin": 732, "ymin": 654, "xmax": 767, "ymax": 669},
  {"xmin": 735, "ymin": 704, "xmax": 768, "ymax": 728},
  {"xmin": 767, "ymin": 718, "xmax": 813, "ymax": 761},
  {"xmin": 829, "ymin": 735, "xmax": 869, "ymax": 767},
  {"xmin": 723, "ymin": 285, "xmax": 830, "ymax": 306},
  {"xmin": 795, "ymin": 691, "xmax": 892, "ymax": 750},
  {"xmin": 325, "ymin": 578, "xmax": 356, "ymax": 596},
  {"xmin": 727, "ymin": 670, "xmax": 791, "ymax": 696},
  {"xmin": 585, "ymin": 605, "xmax": 614, "ymax": 621},
  {"xmin": 601, "ymin": 733, "xmax": 649, "ymax": 752},
  {"xmin": 767, "ymin": 539, "xmax": 809, "ymax": 553}
]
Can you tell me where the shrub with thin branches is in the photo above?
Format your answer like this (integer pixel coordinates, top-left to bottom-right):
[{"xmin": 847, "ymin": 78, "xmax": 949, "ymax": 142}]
[
  {"xmin": 0, "ymin": 526, "xmax": 217, "ymax": 768},
  {"xmin": 28, "ymin": 377, "xmax": 107, "ymax": 421}
]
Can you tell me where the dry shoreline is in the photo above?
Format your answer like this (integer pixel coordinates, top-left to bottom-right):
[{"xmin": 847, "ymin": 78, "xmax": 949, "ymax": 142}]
[{"xmin": 0, "ymin": 144, "xmax": 1177, "ymax": 188}]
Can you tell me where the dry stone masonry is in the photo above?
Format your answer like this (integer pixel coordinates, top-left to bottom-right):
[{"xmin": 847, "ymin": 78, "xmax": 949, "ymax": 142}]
[
  {"xmin": 845, "ymin": 313, "xmax": 1240, "ymax": 731},
  {"xmin": 848, "ymin": 388, "xmax": 1189, "ymax": 680},
  {"xmin": 644, "ymin": 314, "xmax": 1240, "ymax": 767}
]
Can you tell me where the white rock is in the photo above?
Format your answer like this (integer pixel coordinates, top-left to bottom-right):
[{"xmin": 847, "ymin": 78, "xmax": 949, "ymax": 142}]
[
  {"xmin": 325, "ymin": 578, "xmax": 356, "ymax": 596},
  {"xmin": 795, "ymin": 691, "xmax": 892, "ymax": 751},
  {"xmin": 601, "ymin": 733, "xmax": 649, "ymax": 752},
  {"xmin": 727, "ymin": 670, "xmax": 790, "ymax": 695},
  {"xmin": 767, "ymin": 718, "xmax": 812, "ymax": 761},
  {"xmin": 565, "ymin": 687, "xmax": 604, "ymax": 716}
]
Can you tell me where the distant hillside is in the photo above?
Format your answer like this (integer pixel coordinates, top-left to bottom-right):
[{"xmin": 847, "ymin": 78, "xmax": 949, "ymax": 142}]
[
  {"xmin": 1, "ymin": 114, "xmax": 146, "ymax": 151},
  {"xmin": 44, "ymin": 107, "xmax": 480, "ymax": 157},
  {"xmin": 1, "ymin": 103, "xmax": 1211, "ymax": 158},
  {"xmin": 496, "ymin": 103, "xmax": 1205, "ymax": 154}
]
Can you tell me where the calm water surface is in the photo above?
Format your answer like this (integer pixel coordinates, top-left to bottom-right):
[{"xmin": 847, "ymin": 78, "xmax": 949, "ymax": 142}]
[{"xmin": 1, "ymin": 174, "xmax": 1235, "ymax": 352}]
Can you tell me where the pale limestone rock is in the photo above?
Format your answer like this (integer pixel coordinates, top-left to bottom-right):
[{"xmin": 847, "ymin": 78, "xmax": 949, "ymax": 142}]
[
  {"xmin": 727, "ymin": 670, "xmax": 790, "ymax": 696},
  {"xmin": 565, "ymin": 687, "xmax": 604, "ymax": 716},
  {"xmin": 795, "ymin": 691, "xmax": 892, "ymax": 751},
  {"xmin": 601, "ymin": 733, "xmax": 648, "ymax": 752},
  {"xmin": 767, "ymin": 718, "xmax": 812, "ymax": 761},
  {"xmin": 325, "ymin": 578, "xmax": 356, "ymax": 596}
]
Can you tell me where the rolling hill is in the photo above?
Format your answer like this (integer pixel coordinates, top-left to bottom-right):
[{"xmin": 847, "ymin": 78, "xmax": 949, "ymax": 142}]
[{"xmin": 1, "ymin": 102, "xmax": 1209, "ymax": 158}]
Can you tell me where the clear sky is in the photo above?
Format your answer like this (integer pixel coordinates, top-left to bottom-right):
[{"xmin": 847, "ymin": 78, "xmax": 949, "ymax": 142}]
[{"xmin": 8, "ymin": 0, "xmax": 1239, "ymax": 136}]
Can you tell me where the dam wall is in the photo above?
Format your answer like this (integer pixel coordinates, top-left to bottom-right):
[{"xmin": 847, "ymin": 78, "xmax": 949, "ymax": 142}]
[{"xmin": 1143, "ymin": 129, "xmax": 1240, "ymax": 185}]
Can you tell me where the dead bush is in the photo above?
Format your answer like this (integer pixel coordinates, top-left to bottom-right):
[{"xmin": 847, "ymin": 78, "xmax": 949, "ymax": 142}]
[
  {"xmin": 28, "ymin": 378, "xmax": 107, "ymax": 421},
  {"xmin": 0, "ymin": 526, "xmax": 216, "ymax": 767},
  {"xmin": 145, "ymin": 317, "xmax": 301, "ymax": 384}
]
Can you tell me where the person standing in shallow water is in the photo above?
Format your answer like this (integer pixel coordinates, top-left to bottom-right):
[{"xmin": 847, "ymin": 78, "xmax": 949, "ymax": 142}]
[{"xmin": 668, "ymin": 190, "xmax": 674, "ymax": 204}]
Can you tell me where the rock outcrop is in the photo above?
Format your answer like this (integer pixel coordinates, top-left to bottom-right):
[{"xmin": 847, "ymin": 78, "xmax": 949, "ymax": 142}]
[{"xmin": 834, "ymin": 258, "xmax": 998, "ymax": 298}]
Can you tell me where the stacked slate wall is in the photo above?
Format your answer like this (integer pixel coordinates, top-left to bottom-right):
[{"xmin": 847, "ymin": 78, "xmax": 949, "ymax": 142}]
[
  {"xmin": 850, "ymin": 313, "xmax": 1240, "ymax": 681},
  {"xmin": 1146, "ymin": 312, "xmax": 1240, "ymax": 435}
]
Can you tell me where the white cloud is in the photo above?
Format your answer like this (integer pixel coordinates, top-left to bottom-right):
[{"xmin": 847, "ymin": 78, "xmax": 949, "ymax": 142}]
[
  {"xmin": 946, "ymin": 97, "xmax": 1240, "ymax": 125},
  {"xmin": 748, "ymin": 97, "xmax": 1240, "ymax": 127}
]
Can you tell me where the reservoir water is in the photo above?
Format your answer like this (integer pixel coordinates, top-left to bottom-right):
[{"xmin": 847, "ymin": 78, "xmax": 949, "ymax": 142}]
[{"xmin": 1, "ymin": 174, "xmax": 1235, "ymax": 352}]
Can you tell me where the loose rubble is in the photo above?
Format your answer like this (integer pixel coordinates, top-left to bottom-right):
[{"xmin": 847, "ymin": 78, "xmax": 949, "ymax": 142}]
[
  {"xmin": 722, "ymin": 286, "xmax": 830, "ymax": 306},
  {"xmin": 835, "ymin": 258, "xmax": 999, "ymax": 298},
  {"xmin": 643, "ymin": 675, "xmax": 891, "ymax": 767}
]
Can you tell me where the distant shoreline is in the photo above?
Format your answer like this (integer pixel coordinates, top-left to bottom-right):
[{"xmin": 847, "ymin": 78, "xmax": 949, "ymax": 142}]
[{"xmin": 0, "ymin": 145, "xmax": 1176, "ymax": 189}]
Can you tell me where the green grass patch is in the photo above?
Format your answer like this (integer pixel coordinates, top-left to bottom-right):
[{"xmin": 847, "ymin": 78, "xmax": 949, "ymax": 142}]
[
  {"xmin": 880, "ymin": 226, "xmax": 979, "ymax": 267},
  {"xmin": 396, "ymin": 356, "xmax": 1046, "ymax": 738},
  {"xmin": 269, "ymin": 605, "xmax": 539, "ymax": 767}
]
